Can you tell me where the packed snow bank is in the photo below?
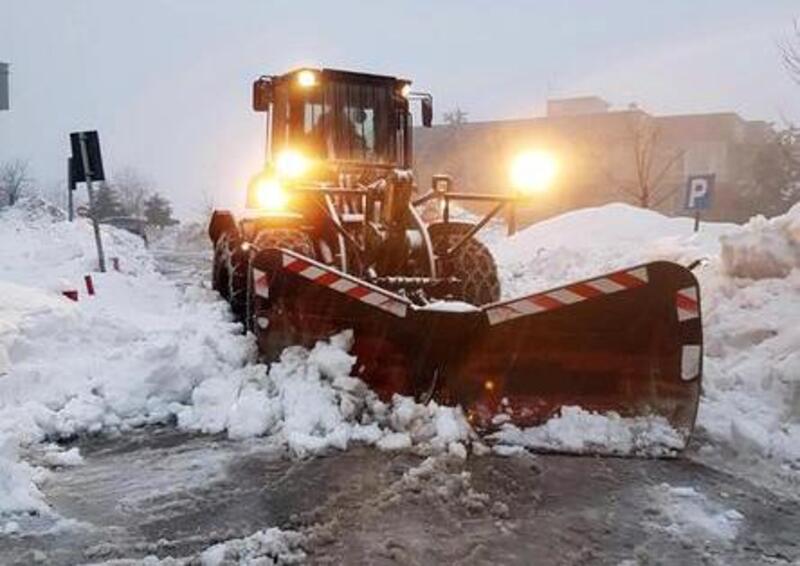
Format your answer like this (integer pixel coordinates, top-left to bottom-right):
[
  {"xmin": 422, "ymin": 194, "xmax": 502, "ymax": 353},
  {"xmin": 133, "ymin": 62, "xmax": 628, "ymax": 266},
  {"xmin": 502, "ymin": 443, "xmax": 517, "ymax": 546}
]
[
  {"xmin": 0, "ymin": 199, "xmax": 253, "ymax": 514},
  {"xmin": 486, "ymin": 203, "xmax": 735, "ymax": 297},
  {"xmin": 698, "ymin": 204, "xmax": 800, "ymax": 469},
  {"xmin": 491, "ymin": 407, "xmax": 686, "ymax": 457},
  {"xmin": 720, "ymin": 202, "xmax": 800, "ymax": 279}
]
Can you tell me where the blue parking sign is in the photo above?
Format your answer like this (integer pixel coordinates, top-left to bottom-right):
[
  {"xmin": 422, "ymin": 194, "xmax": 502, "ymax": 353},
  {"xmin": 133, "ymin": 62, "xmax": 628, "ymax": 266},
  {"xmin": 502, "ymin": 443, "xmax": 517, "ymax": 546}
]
[{"xmin": 685, "ymin": 174, "xmax": 715, "ymax": 210}]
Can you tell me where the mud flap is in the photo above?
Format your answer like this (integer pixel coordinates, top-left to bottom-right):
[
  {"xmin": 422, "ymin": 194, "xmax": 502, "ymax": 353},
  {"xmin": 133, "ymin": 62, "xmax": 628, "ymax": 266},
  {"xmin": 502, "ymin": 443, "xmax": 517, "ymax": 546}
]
[
  {"xmin": 446, "ymin": 261, "xmax": 702, "ymax": 440},
  {"xmin": 252, "ymin": 251, "xmax": 702, "ymax": 444}
]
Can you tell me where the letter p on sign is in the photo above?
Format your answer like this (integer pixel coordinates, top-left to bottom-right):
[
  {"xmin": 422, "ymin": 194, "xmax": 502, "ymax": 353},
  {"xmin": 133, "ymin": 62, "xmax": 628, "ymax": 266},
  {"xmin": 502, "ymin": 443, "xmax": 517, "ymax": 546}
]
[{"xmin": 685, "ymin": 174, "xmax": 715, "ymax": 211}]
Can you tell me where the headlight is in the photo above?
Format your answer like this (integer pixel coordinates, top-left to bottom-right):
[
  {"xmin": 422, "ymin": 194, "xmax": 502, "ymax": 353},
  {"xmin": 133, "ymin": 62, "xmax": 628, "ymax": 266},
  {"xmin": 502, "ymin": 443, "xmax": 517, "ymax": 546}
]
[
  {"xmin": 275, "ymin": 149, "xmax": 309, "ymax": 179},
  {"xmin": 255, "ymin": 178, "xmax": 289, "ymax": 211},
  {"xmin": 510, "ymin": 151, "xmax": 558, "ymax": 194},
  {"xmin": 297, "ymin": 70, "xmax": 317, "ymax": 88}
]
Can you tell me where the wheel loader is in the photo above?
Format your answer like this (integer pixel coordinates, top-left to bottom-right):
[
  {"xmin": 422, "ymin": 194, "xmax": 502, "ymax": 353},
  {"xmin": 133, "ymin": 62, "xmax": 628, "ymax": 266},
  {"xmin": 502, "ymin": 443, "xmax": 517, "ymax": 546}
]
[{"xmin": 209, "ymin": 67, "xmax": 702, "ymax": 446}]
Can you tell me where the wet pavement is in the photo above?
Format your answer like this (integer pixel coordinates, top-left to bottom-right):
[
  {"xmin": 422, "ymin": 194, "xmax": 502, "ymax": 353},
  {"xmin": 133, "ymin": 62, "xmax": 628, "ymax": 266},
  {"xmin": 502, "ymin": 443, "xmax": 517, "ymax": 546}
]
[{"xmin": 2, "ymin": 426, "xmax": 799, "ymax": 565}]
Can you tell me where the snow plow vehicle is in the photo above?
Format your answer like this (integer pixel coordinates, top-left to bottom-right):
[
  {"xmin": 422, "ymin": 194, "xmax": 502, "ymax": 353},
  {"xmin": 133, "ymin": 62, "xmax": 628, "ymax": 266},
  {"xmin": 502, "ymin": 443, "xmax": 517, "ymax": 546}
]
[{"xmin": 209, "ymin": 68, "xmax": 703, "ymax": 445}]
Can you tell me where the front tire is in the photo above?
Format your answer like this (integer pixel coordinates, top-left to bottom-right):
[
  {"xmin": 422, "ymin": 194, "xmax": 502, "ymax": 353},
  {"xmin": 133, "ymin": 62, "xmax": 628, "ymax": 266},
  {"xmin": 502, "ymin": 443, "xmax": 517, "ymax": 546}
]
[
  {"xmin": 246, "ymin": 229, "xmax": 317, "ymax": 356},
  {"xmin": 429, "ymin": 223, "xmax": 501, "ymax": 306},
  {"xmin": 213, "ymin": 231, "xmax": 247, "ymax": 320}
]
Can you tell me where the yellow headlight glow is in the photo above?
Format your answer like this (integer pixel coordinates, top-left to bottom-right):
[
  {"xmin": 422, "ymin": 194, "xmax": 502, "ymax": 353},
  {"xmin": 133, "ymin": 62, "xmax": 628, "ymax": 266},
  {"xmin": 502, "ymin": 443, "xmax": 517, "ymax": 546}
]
[
  {"xmin": 297, "ymin": 70, "xmax": 317, "ymax": 87},
  {"xmin": 255, "ymin": 178, "xmax": 289, "ymax": 211},
  {"xmin": 510, "ymin": 150, "xmax": 559, "ymax": 194},
  {"xmin": 400, "ymin": 84, "xmax": 411, "ymax": 98},
  {"xmin": 275, "ymin": 149, "xmax": 309, "ymax": 179}
]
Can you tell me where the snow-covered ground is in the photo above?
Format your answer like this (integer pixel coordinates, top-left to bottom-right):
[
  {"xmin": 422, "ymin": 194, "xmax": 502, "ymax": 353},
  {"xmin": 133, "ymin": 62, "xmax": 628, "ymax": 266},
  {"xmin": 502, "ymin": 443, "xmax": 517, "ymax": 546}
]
[{"xmin": 1, "ymin": 196, "xmax": 798, "ymax": 525}]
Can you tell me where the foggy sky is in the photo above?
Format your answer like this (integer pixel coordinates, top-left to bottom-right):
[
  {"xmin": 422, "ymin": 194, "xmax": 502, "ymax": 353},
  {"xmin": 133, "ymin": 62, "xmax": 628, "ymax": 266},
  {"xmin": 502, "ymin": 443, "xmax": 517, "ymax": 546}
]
[{"xmin": 1, "ymin": 0, "xmax": 797, "ymax": 218}]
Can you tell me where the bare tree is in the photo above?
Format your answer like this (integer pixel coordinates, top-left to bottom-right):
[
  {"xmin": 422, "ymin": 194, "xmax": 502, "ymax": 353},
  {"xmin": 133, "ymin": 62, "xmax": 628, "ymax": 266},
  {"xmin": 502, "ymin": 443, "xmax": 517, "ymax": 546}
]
[
  {"xmin": 606, "ymin": 115, "xmax": 685, "ymax": 209},
  {"xmin": 0, "ymin": 159, "xmax": 34, "ymax": 207},
  {"xmin": 110, "ymin": 167, "xmax": 154, "ymax": 217},
  {"xmin": 443, "ymin": 107, "xmax": 468, "ymax": 126},
  {"xmin": 781, "ymin": 19, "xmax": 800, "ymax": 85}
]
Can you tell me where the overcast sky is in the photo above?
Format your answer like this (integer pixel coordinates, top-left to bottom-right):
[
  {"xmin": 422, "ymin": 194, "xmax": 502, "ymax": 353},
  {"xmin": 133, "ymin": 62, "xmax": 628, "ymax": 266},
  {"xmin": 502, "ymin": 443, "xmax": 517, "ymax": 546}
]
[{"xmin": 1, "ymin": 1, "xmax": 798, "ymax": 217}]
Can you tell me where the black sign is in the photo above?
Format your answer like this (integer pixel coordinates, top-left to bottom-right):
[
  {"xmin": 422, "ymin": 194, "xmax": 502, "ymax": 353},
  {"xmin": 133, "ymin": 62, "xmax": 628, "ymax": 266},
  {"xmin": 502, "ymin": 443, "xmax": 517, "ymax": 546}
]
[{"xmin": 69, "ymin": 131, "xmax": 105, "ymax": 182}]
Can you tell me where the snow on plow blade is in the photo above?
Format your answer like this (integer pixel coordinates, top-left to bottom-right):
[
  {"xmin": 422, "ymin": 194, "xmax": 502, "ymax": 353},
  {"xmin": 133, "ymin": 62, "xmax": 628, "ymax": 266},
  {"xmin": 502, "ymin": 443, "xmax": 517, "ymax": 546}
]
[{"xmin": 252, "ymin": 250, "xmax": 702, "ymax": 445}]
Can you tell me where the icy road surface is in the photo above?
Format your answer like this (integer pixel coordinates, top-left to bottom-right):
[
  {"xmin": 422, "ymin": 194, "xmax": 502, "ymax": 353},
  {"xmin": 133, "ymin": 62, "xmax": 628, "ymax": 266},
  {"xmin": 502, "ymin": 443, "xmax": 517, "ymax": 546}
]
[
  {"xmin": 1, "ymin": 238, "xmax": 797, "ymax": 565},
  {"xmin": 2, "ymin": 427, "xmax": 798, "ymax": 565}
]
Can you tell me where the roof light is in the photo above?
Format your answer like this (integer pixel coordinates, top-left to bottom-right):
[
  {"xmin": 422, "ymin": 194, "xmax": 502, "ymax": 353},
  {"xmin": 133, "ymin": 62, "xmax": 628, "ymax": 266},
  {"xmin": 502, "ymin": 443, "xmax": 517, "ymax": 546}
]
[{"xmin": 297, "ymin": 70, "xmax": 317, "ymax": 87}]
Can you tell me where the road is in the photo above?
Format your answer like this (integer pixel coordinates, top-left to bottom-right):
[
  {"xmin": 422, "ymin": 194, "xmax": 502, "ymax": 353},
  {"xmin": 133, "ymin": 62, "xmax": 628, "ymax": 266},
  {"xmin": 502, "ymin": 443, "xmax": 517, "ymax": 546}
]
[{"xmin": 2, "ymin": 238, "xmax": 797, "ymax": 565}]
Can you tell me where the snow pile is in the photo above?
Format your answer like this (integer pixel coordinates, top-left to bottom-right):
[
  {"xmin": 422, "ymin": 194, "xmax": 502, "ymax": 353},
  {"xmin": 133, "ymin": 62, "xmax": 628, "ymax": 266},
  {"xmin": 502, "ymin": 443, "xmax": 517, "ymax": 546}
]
[
  {"xmin": 177, "ymin": 331, "xmax": 473, "ymax": 458},
  {"xmin": 0, "ymin": 199, "xmax": 253, "ymax": 513},
  {"xmin": 697, "ymin": 204, "xmax": 800, "ymax": 467},
  {"xmin": 199, "ymin": 527, "xmax": 306, "ymax": 566},
  {"xmin": 491, "ymin": 406, "xmax": 686, "ymax": 457},
  {"xmin": 0, "ymin": 197, "xmax": 153, "ymax": 288},
  {"xmin": 486, "ymin": 203, "xmax": 735, "ymax": 297},
  {"xmin": 650, "ymin": 484, "xmax": 744, "ymax": 544},
  {"xmin": 720, "ymin": 202, "xmax": 800, "ymax": 279}
]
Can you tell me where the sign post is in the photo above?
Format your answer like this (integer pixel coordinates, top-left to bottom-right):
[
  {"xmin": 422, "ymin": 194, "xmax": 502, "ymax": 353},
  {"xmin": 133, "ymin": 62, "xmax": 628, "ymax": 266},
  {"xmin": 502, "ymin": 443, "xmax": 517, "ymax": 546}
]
[
  {"xmin": 684, "ymin": 174, "xmax": 715, "ymax": 233},
  {"xmin": 67, "ymin": 157, "xmax": 76, "ymax": 221},
  {"xmin": 0, "ymin": 62, "xmax": 9, "ymax": 111},
  {"xmin": 69, "ymin": 131, "xmax": 107, "ymax": 272}
]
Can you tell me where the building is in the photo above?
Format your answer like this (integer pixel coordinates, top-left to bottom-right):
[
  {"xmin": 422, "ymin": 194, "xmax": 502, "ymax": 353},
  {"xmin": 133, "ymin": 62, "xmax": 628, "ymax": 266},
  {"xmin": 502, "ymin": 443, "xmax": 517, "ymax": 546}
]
[{"xmin": 413, "ymin": 97, "xmax": 774, "ymax": 224}]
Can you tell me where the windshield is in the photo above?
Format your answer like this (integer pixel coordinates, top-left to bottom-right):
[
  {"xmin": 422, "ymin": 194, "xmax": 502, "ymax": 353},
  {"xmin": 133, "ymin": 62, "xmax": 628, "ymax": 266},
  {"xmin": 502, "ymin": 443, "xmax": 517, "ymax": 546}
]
[{"xmin": 275, "ymin": 79, "xmax": 400, "ymax": 164}]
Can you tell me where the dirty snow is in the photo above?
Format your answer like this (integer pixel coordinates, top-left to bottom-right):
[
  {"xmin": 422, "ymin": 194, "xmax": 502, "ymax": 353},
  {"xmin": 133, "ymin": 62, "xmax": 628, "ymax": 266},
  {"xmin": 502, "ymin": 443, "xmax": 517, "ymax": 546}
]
[
  {"xmin": 198, "ymin": 526, "xmax": 306, "ymax": 566},
  {"xmin": 649, "ymin": 483, "xmax": 745, "ymax": 544}
]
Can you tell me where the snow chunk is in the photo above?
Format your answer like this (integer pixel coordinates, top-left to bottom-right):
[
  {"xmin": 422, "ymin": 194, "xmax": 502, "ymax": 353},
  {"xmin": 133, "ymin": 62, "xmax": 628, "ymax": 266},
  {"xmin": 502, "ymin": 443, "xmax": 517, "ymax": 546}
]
[
  {"xmin": 491, "ymin": 406, "xmax": 686, "ymax": 457},
  {"xmin": 199, "ymin": 527, "xmax": 306, "ymax": 565},
  {"xmin": 377, "ymin": 432, "xmax": 412, "ymax": 451}
]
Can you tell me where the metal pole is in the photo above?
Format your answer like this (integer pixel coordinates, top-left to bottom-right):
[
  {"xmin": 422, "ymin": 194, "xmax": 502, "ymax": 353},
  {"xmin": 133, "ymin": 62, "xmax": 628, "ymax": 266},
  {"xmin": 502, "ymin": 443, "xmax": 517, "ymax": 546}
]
[
  {"xmin": 78, "ymin": 133, "xmax": 106, "ymax": 272},
  {"xmin": 67, "ymin": 157, "xmax": 75, "ymax": 221},
  {"xmin": 693, "ymin": 209, "xmax": 700, "ymax": 233},
  {"xmin": 507, "ymin": 201, "xmax": 517, "ymax": 236}
]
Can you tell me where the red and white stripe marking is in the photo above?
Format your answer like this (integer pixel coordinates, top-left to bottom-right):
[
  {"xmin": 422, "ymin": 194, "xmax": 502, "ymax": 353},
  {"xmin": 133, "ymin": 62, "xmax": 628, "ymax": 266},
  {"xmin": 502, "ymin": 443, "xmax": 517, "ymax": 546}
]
[
  {"xmin": 675, "ymin": 286, "xmax": 699, "ymax": 322},
  {"xmin": 681, "ymin": 344, "xmax": 701, "ymax": 381},
  {"xmin": 281, "ymin": 254, "xmax": 408, "ymax": 318},
  {"xmin": 252, "ymin": 268, "xmax": 270, "ymax": 299},
  {"xmin": 485, "ymin": 267, "xmax": 649, "ymax": 326}
]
